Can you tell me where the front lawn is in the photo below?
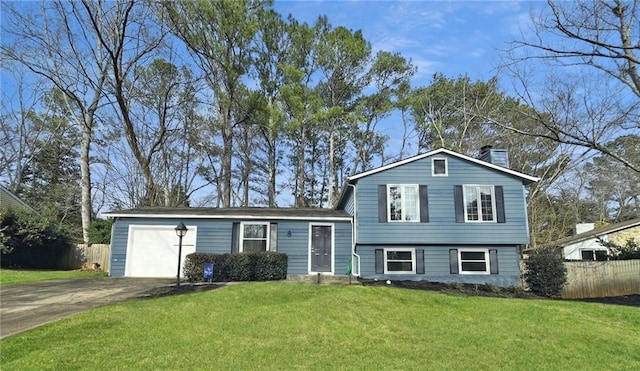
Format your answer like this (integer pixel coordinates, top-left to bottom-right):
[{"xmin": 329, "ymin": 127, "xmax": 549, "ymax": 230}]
[
  {"xmin": 1, "ymin": 283, "xmax": 639, "ymax": 369},
  {"xmin": 0, "ymin": 268, "xmax": 106, "ymax": 285}
]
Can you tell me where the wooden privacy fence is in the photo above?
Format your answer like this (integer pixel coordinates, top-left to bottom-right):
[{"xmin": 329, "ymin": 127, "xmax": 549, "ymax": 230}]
[
  {"xmin": 562, "ymin": 260, "xmax": 640, "ymax": 299},
  {"xmin": 60, "ymin": 244, "xmax": 110, "ymax": 272}
]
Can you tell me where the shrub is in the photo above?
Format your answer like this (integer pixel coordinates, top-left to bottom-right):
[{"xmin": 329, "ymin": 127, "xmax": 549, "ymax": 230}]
[
  {"xmin": 598, "ymin": 238, "xmax": 640, "ymax": 260},
  {"xmin": 87, "ymin": 219, "xmax": 113, "ymax": 244},
  {"xmin": 184, "ymin": 252, "xmax": 287, "ymax": 282},
  {"xmin": 524, "ymin": 247, "xmax": 567, "ymax": 297},
  {"xmin": 0, "ymin": 207, "xmax": 73, "ymax": 269},
  {"xmin": 183, "ymin": 253, "xmax": 230, "ymax": 282}
]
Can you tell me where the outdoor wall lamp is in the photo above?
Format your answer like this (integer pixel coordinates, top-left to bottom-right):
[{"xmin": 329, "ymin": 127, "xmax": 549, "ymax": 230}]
[{"xmin": 175, "ymin": 222, "xmax": 189, "ymax": 287}]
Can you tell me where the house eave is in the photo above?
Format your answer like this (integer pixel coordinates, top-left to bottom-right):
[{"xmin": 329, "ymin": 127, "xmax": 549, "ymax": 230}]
[
  {"xmin": 347, "ymin": 148, "xmax": 540, "ymax": 183},
  {"xmin": 103, "ymin": 213, "xmax": 353, "ymax": 221}
]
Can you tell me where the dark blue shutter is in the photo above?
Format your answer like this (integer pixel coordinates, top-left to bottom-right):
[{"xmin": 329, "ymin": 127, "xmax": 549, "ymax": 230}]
[
  {"xmin": 419, "ymin": 185, "xmax": 429, "ymax": 223},
  {"xmin": 489, "ymin": 249, "xmax": 499, "ymax": 274},
  {"xmin": 495, "ymin": 186, "xmax": 505, "ymax": 223},
  {"xmin": 269, "ymin": 223, "xmax": 278, "ymax": 251},
  {"xmin": 416, "ymin": 249, "xmax": 425, "ymax": 274},
  {"xmin": 449, "ymin": 249, "xmax": 459, "ymax": 274},
  {"xmin": 231, "ymin": 222, "xmax": 240, "ymax": 253},
  {"xmin": 375, "ymin": 249, "xmax": 384, "ymax": 274},
  {"xmin": 454, "ymin": 185, "xmax": 464, "ymax": 223},
  {"xmin": 378, "ymin": 185, "xmax": 387, "ymax": 223}
]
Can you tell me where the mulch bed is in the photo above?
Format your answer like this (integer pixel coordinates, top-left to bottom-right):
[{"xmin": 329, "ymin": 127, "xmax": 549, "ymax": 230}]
[{"xmin": 358, "ymin": 278, "xmax": 640, "ymax": 307}]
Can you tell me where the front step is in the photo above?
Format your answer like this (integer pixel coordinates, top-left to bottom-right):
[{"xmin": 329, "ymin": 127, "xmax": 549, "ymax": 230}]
[{"xmin": 286, "ymin": 274, "xmax": 361, "ymax": 285}]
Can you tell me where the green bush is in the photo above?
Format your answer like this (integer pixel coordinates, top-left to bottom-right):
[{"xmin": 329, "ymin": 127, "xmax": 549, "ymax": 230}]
[
  {"xmin": 0, "ymin": 207, "xmax": 73, "ymax": 269},
  {"xmin": 87, "ymin": 219, "xmax": 112, "ymax": 244},
  {"xmin": 184, "ymin": 252, "xmax": 287, "ymax": 282},
  {"xmin": 598, "ymin": 238, "xmax": 640, "ymax": 260},
  {"xmin": 524, "ymin": 247, "xmax": 567, "ymax": 297}
]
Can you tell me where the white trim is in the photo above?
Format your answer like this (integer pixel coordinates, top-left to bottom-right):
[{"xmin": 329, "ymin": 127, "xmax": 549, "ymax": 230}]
[
  {"xmin": 103, "ymin": 213, "xmax": 352, "ymax": 221},
  {"xmin": 348, "ymin": 148, "xmax": 539, "ymax": 182},
  {"xmin": 383, "ymin": 248, "xmax": 416, "ymax": 274},
  {"xmin": 239, "ymin": 222, "xmax": 270, "ymax": 252},
  {"xmin": 308, "ymin": 222, "xmax": 335, "ymax": 275},
  {"xmin": 462, "ymin": 185, "xmax": 497, "ymax": 223},
  {"xmin": 431, "ymin": 157, "xmax": 448, "ymax": 176},
  {"xmin": 387, "ymin": 184, "xmax": 420, "ymax": 223},
  {"xmin": 458, "ymin": 248, "xmax": 490, "ymax": 275},
  {"xmin": 579, "ymin": 248, "xmax": 608, "ymax": 261}
]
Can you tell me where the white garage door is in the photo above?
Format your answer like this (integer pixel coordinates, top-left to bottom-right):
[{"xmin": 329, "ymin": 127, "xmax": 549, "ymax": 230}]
[{"xmin": 125, "ymin": 225, "xmax": 197, "ymax": 278}]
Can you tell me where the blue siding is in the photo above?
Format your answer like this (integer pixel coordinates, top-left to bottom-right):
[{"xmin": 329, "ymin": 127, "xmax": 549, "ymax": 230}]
[
  {"xmin": 110, "ymin": 217, "xmax": 351, "ymax": 277},
  {"xmin": 341, "ymin": 188, "xmax": 355, "ymax": 215},
  {"xmin": 357, "ymin": 244, "xmax": 521, "ymax": 287},
  {"xmin": 355, "ymin": 154, "xmax": 531, "ymax": 245}
]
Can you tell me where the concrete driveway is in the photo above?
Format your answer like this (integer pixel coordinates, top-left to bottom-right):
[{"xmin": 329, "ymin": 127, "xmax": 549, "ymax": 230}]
[{"xmin": 0, "ymin": 277, "xmax": 173, "ymax": 339}]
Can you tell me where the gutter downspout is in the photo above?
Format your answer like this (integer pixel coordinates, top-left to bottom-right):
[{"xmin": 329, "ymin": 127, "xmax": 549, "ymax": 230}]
[{"xmin": 347, "ymin": 183, "xmax": 360, "ymax": 277}]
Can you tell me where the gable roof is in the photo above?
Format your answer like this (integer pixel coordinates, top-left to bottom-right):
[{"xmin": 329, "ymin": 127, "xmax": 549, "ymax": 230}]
[
  {"xmin": 0, "ymin": 185, "xmax": 38, "ymax": 214},
  {"xmin": 548, "ymin": 219, "xmax": 640, "ymax": 248},
  {"xmin": 347, "ymin": 148, "xmax": 540, "ymax": 183},
  {"xmin": 103, "ymin": 207, "xmax": 352, "ymax": 221}
]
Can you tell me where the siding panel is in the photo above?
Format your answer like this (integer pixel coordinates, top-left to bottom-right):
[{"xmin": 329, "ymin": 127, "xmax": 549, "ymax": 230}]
[
  {"xmin": 356, "ymin": 244, "xmax": 520, "ymax": 287},
  {"xmin": 355, "ymin": 154, "xmax": 531, "ymax": 245},
  {"xmin": 110, "ymin": 217, "xmax": 351, "ymax": 277}
]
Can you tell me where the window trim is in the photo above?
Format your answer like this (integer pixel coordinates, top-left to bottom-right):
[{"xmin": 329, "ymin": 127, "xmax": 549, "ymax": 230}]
[
  {"xmin": 383, "ymin": 248, "xmax": 416, "ymax": 274},
  {"xmin": 387, "ymin": 184, "xmax": 420, "ymax": 223},
  {"xmin": 239, "ymin": 221, "xmax": 270, "ymax": 252},
  {"xmin": 432, "ymin": 158, "xmax": 448, "ymax": 176},
  {"xmin": 462, "ymin": 185, "xmax": 497, "ymax": 223},
  {"xmin": 580, "ymin": 249, "xmax": 608, "ymax": 261},
  {"xmin": 458, "ymin": 248, "xmax": 490, "ymax": 275}
]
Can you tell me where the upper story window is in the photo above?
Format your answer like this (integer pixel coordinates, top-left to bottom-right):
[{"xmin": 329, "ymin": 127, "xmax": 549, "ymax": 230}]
[
  {"xmin": 388, "ymin": 184, "xmax": 419, "ymax": 222},
  {"xmin": 432, "ymin": 158, "xmax": 448, "ymax": 176},
  {"xmin": 240, "ymin": 222, "xmax": 269, "ymax": 252},
  {"xmin": 463, "ymin": 185, "xmax": 496, "ymax": 222}
]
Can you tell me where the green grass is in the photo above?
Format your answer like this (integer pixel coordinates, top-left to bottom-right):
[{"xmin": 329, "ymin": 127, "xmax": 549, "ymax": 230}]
[
  {"xmin": 0, "ymin": 268, "xmax": 106, "ymax": 285},
  {"xmin": 1, "ymin": 283, "xmax": 639, "ymax": 370}
]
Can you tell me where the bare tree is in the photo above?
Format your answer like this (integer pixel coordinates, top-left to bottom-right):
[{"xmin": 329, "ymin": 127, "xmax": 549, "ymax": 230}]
[
  {"xmin": 2, "ymin": 1, "xmax": 110, "ymax": 242},
  {"xmin": 504, "ymin": 0, "xmax": 640, "ymax": 172},
  {"xmin": 0, "ymin": 64, "xmax": 48, "ymax": 193}
]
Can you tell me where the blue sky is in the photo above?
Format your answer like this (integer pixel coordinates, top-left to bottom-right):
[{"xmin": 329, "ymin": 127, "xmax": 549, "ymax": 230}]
[{"xmin": 273, "ymin": 0, "xmax": 543, "ymax": 87}]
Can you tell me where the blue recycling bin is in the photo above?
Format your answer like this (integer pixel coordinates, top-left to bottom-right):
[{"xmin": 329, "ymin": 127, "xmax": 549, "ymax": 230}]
[{"xmin": 204, "ymin": 263, "xmax": 214, "ymax": 281}]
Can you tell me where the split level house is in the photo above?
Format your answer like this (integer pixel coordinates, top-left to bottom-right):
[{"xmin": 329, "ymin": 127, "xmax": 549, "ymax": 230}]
[{"xmin": 104, "ymin": 146, "xmax": 539, "ymax": 287}]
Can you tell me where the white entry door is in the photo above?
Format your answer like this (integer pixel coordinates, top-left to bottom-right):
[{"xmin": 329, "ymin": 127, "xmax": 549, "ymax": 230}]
[{"xmin": 125, "ymin": 225, "xmax": 196, "ymax": 277}]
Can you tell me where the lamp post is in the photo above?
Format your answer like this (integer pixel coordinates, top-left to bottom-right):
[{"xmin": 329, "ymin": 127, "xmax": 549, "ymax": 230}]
[{"xmin": 175, "ymin": 222, "xmax": 188, "ymax": 287}]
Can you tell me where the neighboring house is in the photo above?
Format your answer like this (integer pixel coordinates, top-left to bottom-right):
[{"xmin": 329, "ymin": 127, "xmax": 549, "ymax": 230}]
[
  {"xmin": 105, "ymin": 146, "xmax": 538, "ymax": 287},
  {"xmin": 553, "ymin": 220, "xmax": 640, "ymax": 261},
  {"xmin": 0, "ymin": 185, "xmax": 37, "ymax": 214}
]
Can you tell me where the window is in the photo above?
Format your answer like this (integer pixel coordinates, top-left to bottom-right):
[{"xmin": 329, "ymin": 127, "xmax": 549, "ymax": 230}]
[
  {"xmin": 463, "ymin": 185, "xmax": 496, "ymax": 222},
  {"xmin": 458, "ymin": 249, "xmax": 490, "ymax": 274},
  {"xmin": 240, "ymin": 222, "xmax": 269, "ymax": 252},
  {"xmin": 384, "ymin": 248, "xmax": 416, "ymax": 274},
  {"xmin": 432, "ymin": 158, "xmax": 448, "ymax": 176},
  {"xmin": 388, "ymin": 184, "xmax": 419, "ymax": 222},
  {"xmin": 581, "ymin": 249, "xmax": 608, "ymax": 261}
]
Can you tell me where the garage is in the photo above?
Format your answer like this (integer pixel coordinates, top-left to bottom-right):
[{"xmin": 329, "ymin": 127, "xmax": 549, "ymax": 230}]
[{"xmin": 125, "ymin": 225, "xmax": 197, "ymax": 278}]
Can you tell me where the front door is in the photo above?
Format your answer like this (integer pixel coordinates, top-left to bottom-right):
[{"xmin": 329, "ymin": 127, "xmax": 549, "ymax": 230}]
[{"xmin": 310, "ymin": 225, "xmax": 332, "ymax": 273}]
